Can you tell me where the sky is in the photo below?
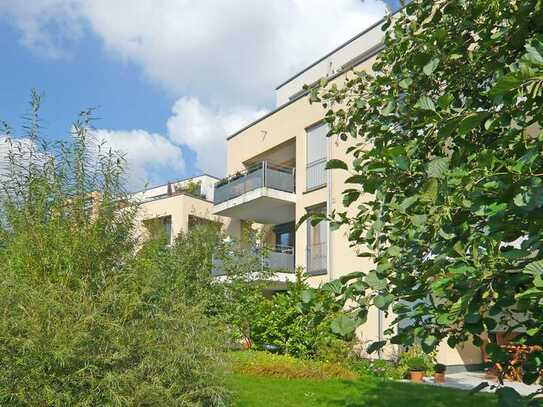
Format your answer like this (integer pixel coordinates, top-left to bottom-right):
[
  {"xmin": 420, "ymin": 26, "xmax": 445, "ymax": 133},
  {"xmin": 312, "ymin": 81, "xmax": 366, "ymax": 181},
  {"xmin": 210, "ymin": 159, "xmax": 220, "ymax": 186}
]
[{"xmin": 0, "ymin": 0, "xmax": 398, "ymax": 190}]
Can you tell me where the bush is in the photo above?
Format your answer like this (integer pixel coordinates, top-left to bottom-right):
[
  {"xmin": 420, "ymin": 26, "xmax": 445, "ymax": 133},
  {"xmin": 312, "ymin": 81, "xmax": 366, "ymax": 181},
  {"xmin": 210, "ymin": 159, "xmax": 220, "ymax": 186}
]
[
  {"xmin": 250, "ymin": 269, "xmax": 347, "ymax": 359},
  {"xmin": 397, "ymin": 346, "xmax": 435, "ymax": 377},
  {"xmin": 348, "ymin": 359, "xmax": 404, "ymax": 380},
  {"xmin": 228, "ymin": 351, "xmax": 357, "ymax": 381},
  {"xmin": 0, "ymin": 96, "xmax": 229, "ymax": 406},
  {"xmin": 434, "ymin": 363, "xmax": 447, "ymax": 374},
  {"xmin": 406, "ymin": 357, "xmax": 428, "ymax": 372}
]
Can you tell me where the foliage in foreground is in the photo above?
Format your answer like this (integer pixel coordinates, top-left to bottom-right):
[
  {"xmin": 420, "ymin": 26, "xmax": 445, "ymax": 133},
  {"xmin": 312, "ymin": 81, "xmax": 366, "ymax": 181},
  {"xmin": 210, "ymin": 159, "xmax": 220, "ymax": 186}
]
[
  {"xmin": 0, "ymin": 95, "xmax": 229, "ymax": 406},
  {"xmin": 307, "ymin": 0, "xmax": 543, "ymax": 401},
  {"xmin": 250, "ymin": 269, "xmax": 350, "ymax": 359}
]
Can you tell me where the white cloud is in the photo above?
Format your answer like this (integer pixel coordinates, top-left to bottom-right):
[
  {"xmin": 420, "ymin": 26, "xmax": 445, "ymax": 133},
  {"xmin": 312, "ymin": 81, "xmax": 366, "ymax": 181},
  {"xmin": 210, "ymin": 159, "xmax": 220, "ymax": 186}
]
[
  {"xmin": 166, "ymin": 97, "xmax": 267, "ymax": 177},
  {"xmin": 1, "ymin": 0, "xmax": 386, "ymax": 103},
  {"xmin": 92, "ymin": 129, "xmax": 185, "ymax": 189},
  {"xmin": 0, "ymin": 0, "xmax": 387, "ymax": 176}
]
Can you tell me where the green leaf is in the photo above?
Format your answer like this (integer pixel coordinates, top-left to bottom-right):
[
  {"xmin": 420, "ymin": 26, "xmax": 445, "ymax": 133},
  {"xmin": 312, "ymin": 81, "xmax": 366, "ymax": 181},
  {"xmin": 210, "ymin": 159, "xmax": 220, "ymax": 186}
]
[
  {"xmin": 330, "ymin": 315, "xmax": 358, "ymax": 337},
  {"xmin": 458, "ymin": 112, "xmax": 489, "ymax": 134},
  {"xmin": 420, "ymin": 178, "xmax": 438, "ymax": 202},
  {"xmin": 365, "ymin": 271, "xmax": 387, "ymax": 290},
  {"xmin": 525, "ymin": 39, "xmax": 543, "ymax": 65},
  {"xmin": 399, "ymin": 78, "xmax": 413, "ymax": 89},
  {"xmin": 322, "ymin": 279, "xmax": 344, "ymax": 295},
  {"xmin": 427, "ymin": 157, "xmax": 449, "ymax": 178},
  {"xmin": 436, "ymin": 313, "xmax": 454, "ymax": 325},
  {"xmin": 453, "ymin": 241, "xmax": 465, "ymax": 256},
  {"xmin": 423, "ymin": 57, "xmax": 440, "ymax": 76},
  {"xmin": 300, "ymin": 289, "xmax": 314, "ymax": 304},
  {"xmin": 374, "ymin": 294, "xmax": 394, "ymax": 310},
  {"xmin": 338, "ymin": 271, "xmax": 365, "ymax": 284},
  {"xmin": 367, "ymin": 340, "xmax": 387, "ymax": 354},
  {"xmin": 382, "ymin": 100, "xmax": 396, "ymax": 115},
  {"xmin": 421, "ymin": 335, "xmax": 438, "ymax": 353},
  {"xmin": 524, "ymin": 260, "xmax": 543, "ymax": 287},
  {"xmin": 437, "ymin": 94, "xmax": 453, "ymax": 109},
  {"xmin": 325, "ymin": 159, "xmax": 348, "ymax": 171},
  {"xmin": 488, "ymin": 75, "xmax": 523, "ymax": 97},
  {"xmin": 398, "ymin": 195, "xmax": 418, "ymax": 213},
  {"xmin": 414, "ymin": 96, "xmax": 436, "ymax": 111}
]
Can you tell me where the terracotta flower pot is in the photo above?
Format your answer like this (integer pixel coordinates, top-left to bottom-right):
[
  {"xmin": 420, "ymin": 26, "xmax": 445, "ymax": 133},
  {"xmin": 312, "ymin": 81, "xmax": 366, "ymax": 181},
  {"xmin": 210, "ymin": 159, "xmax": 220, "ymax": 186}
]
[
  {"xmin": 409, "ymin": 370, "xmax": 424, "ymax": 383},
  {"xmin": 434, "ymin": 372, "xmax": 445, "ymax": 384},
  {"xmin": 241, "ymin": 337, "xmax": 253, "ymax": 349}
]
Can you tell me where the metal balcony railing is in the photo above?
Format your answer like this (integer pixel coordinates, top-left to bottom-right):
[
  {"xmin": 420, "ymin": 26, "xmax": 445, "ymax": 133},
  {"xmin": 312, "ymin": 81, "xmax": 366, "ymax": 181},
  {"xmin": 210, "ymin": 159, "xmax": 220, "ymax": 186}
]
[
  {"xmin": 306, "ymin": 158, "xmax": 327, "ymax": 191},
  {"xmin": 307, "ymin": 241, "xmax": 327, "ymax": 275},
  {"xmin": 212, "ymin": 244, "xmax": 295, "ymax": 277},
  {"xmin": 214, "ymin": 161, "xmax": 295, "ymax": 205}
]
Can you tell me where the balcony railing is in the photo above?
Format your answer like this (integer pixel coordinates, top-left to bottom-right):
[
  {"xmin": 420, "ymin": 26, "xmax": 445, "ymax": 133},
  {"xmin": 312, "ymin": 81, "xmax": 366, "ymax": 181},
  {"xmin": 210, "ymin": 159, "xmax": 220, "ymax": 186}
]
[
  {"xmin": 214, "ymin": 161, "xmax": 295, "ymax": 205},
  {"xmin": 212, "ymin": 244, "xmax": 295, "ymax": 277},
  {"xmin": 307, "ymin": 241, "xmax": 327, "ymax": 275},
  {"xmin": 306, "ymin": 158, "xmax": 326, "ymax": 191}
]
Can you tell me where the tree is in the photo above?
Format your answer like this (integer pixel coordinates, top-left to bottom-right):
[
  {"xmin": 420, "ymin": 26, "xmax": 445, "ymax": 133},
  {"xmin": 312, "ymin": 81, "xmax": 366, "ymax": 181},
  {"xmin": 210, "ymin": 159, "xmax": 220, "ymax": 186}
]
[{"xmin": 310, "ymin": 0, "xmax": 543, "ymax": 401}]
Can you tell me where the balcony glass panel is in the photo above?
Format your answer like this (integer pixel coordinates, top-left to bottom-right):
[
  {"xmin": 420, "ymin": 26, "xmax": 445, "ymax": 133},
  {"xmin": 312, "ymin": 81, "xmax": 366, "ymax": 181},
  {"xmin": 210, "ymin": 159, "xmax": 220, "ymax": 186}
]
[
  {"xmin": 214, "ymin": 161, "xmax": 295, "ymax": 204},
  {"xmin": 212, "ymin": 244, "xmax": 295, "ymax": 276}
]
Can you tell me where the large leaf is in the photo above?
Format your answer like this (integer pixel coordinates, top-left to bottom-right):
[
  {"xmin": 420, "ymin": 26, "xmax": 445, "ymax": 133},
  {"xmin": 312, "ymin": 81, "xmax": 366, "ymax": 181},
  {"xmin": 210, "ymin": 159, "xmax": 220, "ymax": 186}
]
[
  {"xmin": 367, "ymin": 340, "xmax": 387, "ymax": 354},
  {"xmin": 374, "ymin": 294, "xmax": 394, "ymax": 310},
  {"xmin": 414, "ymin": 96, "xmax": 436, "ymax": 111},
  {"xmin": 458, "ymin": 112, "xmax": 489, "ymax": 134},
  {"xmin": 330, "ymin": 315, "xmax": 358, "ymax": 337},
  {"xmin": 524, "ymin": 37, "xmax": 543, "ymax": 66},
  {"xmin": 426, "ymin": 157, "xmax": 449, "ymax": 178},
  {"xmin": 365, "ymin": 271, "xmax": 387, "ymax": 290},
  {"xmin": 423, "ymin": 57, "xmax": 440, "ymax": 76},
  {"xmin": 524, "ymin": 260, "xmax": 543, "ymax": 287},
  {"xmin": 325, "ymin": 159, "xmax": 348, "ymax": 171}
]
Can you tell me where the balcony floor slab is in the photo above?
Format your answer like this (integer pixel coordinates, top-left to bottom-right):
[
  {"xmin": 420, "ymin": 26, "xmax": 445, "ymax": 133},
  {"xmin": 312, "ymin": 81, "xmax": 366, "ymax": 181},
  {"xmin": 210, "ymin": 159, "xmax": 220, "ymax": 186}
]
[{"xmin": 213, "ymin": 187, "xmax": 295, "ymax": 224}]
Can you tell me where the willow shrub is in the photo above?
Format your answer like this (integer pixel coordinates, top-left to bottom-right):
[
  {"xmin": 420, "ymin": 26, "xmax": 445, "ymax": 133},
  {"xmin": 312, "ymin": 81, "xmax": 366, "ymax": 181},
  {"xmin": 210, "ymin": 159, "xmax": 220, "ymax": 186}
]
[{"xmin": 0, "ymin": 93, "xmax": 229, "ymax": 406}]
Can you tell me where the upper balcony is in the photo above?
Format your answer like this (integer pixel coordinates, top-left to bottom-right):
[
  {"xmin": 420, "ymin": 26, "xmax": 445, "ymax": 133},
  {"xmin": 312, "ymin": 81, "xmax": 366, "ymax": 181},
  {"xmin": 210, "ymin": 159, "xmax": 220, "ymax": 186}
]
[{"xmin": 213, "ymin": 161, "xmax": 295, "ymax": 224}]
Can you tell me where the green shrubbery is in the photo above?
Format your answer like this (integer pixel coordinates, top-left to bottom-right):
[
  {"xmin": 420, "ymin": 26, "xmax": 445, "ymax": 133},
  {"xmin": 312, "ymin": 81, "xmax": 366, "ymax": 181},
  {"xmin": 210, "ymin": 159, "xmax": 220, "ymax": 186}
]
[
  {"xmin": 0, "ymin": 96, "xmax": 229, "ymax": 406},
  {"xmin": 250, "ymin": 269, "xmax": 350, "ymax": 360}
]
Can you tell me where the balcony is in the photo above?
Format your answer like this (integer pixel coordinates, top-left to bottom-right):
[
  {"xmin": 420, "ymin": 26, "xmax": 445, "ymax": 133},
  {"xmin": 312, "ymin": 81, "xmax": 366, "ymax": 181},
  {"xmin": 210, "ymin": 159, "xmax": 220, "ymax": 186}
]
[
  {"xmin": 213, "ymin": 161, "xmax": 296, "ymax": 224},
  {"xmin": 212, "ymin": 244, "xmax": 295, "ymax": 278}
]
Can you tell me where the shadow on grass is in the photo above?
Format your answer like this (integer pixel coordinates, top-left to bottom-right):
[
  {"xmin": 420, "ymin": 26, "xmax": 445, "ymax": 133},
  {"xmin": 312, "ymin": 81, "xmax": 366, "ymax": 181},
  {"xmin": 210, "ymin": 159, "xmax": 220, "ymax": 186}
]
[
  {"xmin": 226, "ymin": 374, "xmax": 497, "ymax": 407},
  {"xmin": 317, "ymin": 378, "xmax": 497, "ymax": 407}
]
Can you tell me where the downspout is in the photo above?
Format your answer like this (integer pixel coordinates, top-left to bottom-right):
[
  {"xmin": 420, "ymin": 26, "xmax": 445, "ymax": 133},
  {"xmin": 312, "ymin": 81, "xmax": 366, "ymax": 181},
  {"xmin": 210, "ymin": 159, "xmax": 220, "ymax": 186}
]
[{"xmin": 327, "ymin": 136, "xmax": 332, "ymax": 281}]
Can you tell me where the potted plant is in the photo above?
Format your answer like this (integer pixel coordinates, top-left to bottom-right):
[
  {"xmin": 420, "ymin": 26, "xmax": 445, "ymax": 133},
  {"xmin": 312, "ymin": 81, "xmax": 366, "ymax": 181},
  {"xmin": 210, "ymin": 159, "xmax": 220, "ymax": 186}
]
[
  {"xmin": 433, "ymin": 363, "xmax": 447, "ymax": 384},
  {"xmin": 406, "ymin": 357, "xmax": 427, "ymax": 383}
]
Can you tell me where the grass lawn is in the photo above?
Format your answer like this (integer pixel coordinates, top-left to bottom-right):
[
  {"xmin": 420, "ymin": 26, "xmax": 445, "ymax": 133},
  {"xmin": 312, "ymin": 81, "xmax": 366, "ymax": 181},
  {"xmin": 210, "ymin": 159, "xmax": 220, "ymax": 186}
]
[{"xmin": 225, "ymin": 373, "xmax": 498, "ymax": 406}]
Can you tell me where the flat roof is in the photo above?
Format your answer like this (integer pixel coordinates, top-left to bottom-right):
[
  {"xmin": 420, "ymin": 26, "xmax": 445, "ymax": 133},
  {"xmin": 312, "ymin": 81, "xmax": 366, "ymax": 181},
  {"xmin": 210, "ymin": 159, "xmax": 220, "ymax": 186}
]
[
  {"xmin": 227, "ymin": 6, "xmax": 407, "ymax": 142},
  {"xmin": 130, "ymin": 173, "xmax": 219, "ymax": 195},
  {"xmin": 275, "ymin": 15, "xmax": 387, "ymax": 90}
]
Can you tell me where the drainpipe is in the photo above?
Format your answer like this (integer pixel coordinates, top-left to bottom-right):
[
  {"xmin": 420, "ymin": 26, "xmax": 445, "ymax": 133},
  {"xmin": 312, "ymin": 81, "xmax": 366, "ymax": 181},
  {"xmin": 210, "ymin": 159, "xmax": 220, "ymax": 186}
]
[{"xmin": 327, "ymin": 136, "xmax": 332, "ymax": 281}]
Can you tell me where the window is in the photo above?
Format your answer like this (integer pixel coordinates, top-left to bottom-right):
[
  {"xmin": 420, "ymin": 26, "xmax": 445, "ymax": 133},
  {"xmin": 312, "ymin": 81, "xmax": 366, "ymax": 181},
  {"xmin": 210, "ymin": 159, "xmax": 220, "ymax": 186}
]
[
  {"xmin": 306, "ymin": 122, "xmax": 328, "ymax": 190},
  {"xmin": 273, "ymin": 222, "xmax": 295, "ymax": 253},
  {"xmin": 306, "ymin": 204, "xmax": 327, "ymax": 275},
  {"xmin": 143, "ymin": 215, "xmax": 172, "ymax": 246}
]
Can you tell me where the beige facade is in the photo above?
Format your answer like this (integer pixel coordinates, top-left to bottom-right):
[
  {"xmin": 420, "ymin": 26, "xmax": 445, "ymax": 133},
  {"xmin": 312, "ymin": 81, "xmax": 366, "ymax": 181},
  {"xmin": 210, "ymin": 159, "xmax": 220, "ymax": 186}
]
[
  {"xmin": 132, "ymin": 175, "xmax": 232, "ymax": 244},
  {"xmin": 211, "ymin": 18, "xmax": 483, "ymax": 371}
]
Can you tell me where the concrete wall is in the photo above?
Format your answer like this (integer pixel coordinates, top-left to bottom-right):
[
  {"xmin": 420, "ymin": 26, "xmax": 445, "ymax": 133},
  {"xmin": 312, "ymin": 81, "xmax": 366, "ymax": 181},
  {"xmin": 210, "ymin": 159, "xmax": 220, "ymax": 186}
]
[{"xmin": 134, "ymin": 193, "xmax": 233, "ymax": 243}]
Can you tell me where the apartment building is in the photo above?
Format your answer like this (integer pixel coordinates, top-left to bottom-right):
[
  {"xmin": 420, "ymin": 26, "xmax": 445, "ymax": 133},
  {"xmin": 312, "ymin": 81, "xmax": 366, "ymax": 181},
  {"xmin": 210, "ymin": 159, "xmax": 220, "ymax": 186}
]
[
  {"xmin": 211, "ymin": 18, "xmax": 483, "ymax": 372},
  {"xmin": 132, "ymin": 174, "xmax": 227, "ymax": 244}
]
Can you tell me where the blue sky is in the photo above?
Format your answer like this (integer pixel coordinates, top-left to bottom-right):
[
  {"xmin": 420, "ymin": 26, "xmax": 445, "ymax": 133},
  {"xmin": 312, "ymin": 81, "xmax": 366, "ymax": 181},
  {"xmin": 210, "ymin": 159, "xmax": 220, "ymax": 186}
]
[{"xmin": 0, "ymin": 1, "xmax": 394, "ymax": 190}]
